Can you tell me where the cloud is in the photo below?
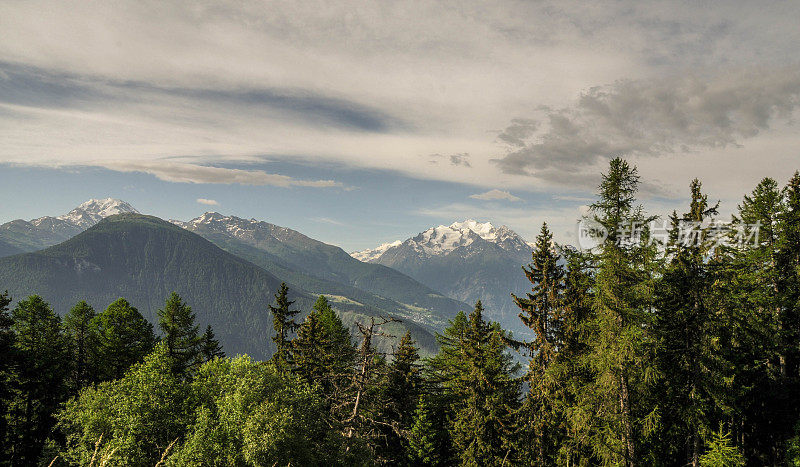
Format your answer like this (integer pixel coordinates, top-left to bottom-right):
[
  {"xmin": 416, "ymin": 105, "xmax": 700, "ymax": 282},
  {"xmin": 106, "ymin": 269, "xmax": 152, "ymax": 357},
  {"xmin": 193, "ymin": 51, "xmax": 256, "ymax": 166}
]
[
  {"xmin": 196, "ymin": 198, "xmax": 219, "ymax": 206},
  {"xmin": 429, "ymin": 153, "xmax": 472, "ymax": 168},
  {"xmin": 312, "ymin": 217, "xmax": 345, "ymax": 226},
  {"xmin": 105, "ymin": 160, "xmax": 343, "ymax": 188},
  {"xmin": 469, "ymin": 189, "xmax": 522, "ymax": 202},
  {"xmin": 492, "ymin": 68, "xmax": 800, "ymax": 180}
]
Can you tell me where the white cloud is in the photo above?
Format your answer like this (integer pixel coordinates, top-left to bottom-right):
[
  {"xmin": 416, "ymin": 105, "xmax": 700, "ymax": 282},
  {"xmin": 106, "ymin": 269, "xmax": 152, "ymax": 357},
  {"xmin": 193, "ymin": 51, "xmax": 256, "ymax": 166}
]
[
  {"xmin": 196, "ymin": 198, "xmax": 219, "ymax": 206},
  {"xmin": 469, "ymin": 189, "xmax": 522, "ymax": 202},
  {"xmin": 0, "ymin": 0, "xmax": 799, "ymax": 198}
]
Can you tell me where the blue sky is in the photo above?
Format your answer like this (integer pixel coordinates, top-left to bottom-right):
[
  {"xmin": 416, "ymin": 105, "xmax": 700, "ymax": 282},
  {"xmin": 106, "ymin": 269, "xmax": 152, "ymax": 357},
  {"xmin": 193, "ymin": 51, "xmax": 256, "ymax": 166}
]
[{"xmin": 1, "ymin": 1, "xmax": 799, "ymax": 251}]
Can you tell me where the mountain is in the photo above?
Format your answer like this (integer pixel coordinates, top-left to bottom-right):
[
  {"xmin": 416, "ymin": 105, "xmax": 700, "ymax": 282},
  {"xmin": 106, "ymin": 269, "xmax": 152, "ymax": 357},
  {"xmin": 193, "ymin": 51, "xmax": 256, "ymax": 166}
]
[
  {"xmin": 171, "ymin": 212, "xmax": 468, "ymax": 332},
  {"xmin": 352, "ymin": 220, "xmax": 534, "ymax": 334},
  {"xmin": 0, "ymin": 198, "xmax": 138, "ymax": 254},
  {"xmin": 0, "ymin": 213, "xmax": 441, "ymax": 357}
]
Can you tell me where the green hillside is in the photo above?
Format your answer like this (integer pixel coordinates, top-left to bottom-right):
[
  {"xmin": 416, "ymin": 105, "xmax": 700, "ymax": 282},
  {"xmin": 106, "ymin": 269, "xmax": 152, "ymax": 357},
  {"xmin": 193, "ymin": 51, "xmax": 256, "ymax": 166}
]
[{"xmin": 0, "ymin": 214, "xmax": 440, "ymax": 358}]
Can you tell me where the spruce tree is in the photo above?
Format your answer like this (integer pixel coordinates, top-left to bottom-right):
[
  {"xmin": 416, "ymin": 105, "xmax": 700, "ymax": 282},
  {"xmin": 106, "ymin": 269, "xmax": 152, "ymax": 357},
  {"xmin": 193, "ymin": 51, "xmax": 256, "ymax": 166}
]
[
  {"xmin": 778, "ymin": 172, "xmax": 800, "ymax": 379},
  {"xmin": 0, "ymin": 291, "xmax": 14, "ymax": 464},
  {"xmin": 269, "ymin": 283, "xmax": 300, "ymax": 370},
  {"xmin": 433, "ymin": 301, "xmax": 519, "ymax": 465},
  {"xmin": 94, "ymin": 298, "xmax": 157, "ymax": 381},
  {"xmin": 512, "ymin": 222, "xmax": 566, "ymax": 464},
  {"xmin": 63, "ymin": 300, "xmax": 99, "ymax": 392},
  {"xmin": 378, "ymin": 331, "xmax": 422, "ymax": 464},
  {"xmin": 585, "ymin": 157, "xmax": 656, "ymax": 466},
  {"xmin": 653, "ymin": 179, "xmax": 725, "ymax": 465},
  {"xmin": 7, "ymin": 295, "xmax": 70, "ymax": 465},
  {"xmin": 158, "ymin": 292, "xmax": 201, "ymax": 377},
  {"xmin": 199, "ymin": 325, "xmax": 224, "ymax": 362}
]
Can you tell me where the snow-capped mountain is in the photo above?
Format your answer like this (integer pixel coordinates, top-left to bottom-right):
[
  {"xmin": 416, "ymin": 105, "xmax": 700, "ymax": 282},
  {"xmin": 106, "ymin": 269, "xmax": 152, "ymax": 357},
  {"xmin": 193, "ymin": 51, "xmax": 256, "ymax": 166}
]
[
  {"xmin": 351, "ymin": 220, "xmax": 534, "ymax": 333},
  {"xmin": 56, "ymin": 198, "xmax": 138, "ymax": 228},
  {"xmin": 0, "ymin": 198, "xmax": 138, "ymax": 254},
  {"xmin": 351, "ymin": 240, "xmax": 403, "ymax": 262},
  {"xmin": 352, "ymin": 220, "xmax": 532, "ymax": 260}
]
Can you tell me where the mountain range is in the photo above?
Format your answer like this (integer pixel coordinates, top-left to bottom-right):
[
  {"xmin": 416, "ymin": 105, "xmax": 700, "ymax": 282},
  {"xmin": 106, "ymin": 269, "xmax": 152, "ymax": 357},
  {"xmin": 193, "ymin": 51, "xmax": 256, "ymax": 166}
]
[
  {"xmin": 0, "ymin": 200, "xmax": 473, "ymax": 356},
  {"xmin": 352, "ymin": 220, "xmax": 535, "ymax": 334},
  {"xmin": 0, "ymin": 199, "xmax": 536, "ymax": 354}
]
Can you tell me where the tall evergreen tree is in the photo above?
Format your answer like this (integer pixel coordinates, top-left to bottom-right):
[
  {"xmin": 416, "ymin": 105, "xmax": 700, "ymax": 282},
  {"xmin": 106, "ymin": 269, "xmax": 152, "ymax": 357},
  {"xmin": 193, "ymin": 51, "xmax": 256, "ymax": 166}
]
[
  {"xmin": 512, "ymin": 222, "xmax": 567, "ymax": 464},
  {"xmin": 653, "ymin": 179, "xmax": 725, "ymax": 466},
  {"xmin": 585, "ymin": 157, "xmax": 656, "ymax": 466},
  {"xmin": 269, "ymin": 283, "xmax": 300, "ymax": 370},
  {"xmin": 63, "ymin": 301, "xmax": 99, "ymax": 391},
  {"xmin": 293, "ymin": 296, "xmax": 355, "ymax": 399},
  {"xmin": 778, "ymin": 172, "xmax": 800, "ymax": 379},
  {"xmin": 0, "ymin": 291, "xmax": 14, "ymax": 465},
  {"xmin": 94, "ymin": 298, "xmax": 156, "ymax": 381},
  {"xmin": 378, "ymin": 331, "xmax": 422, "ymax": 464},
  {"xmin": 158, "ymin": 292, "xmax": 201, "ymax": 377},
  {"xmin": 431, "ymin": 301, "xmax": 520, "ymax": 466},
  {"xmin": 7, "ymin": 295, "xmax": 70, "ymax": 465}
]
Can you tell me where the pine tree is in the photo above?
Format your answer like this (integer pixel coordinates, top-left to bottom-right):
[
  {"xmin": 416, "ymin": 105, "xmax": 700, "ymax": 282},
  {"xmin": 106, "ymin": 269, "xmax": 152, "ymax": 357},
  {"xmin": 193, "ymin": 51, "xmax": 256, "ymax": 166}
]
[
  {"xmin": 94, "ymin": 298, "xmax": 157, "ymax": 381},
  {"xmin": 585, "ymin": 157, "xmax": 656, "ymax": 466},
  {"xmin": 199, "ymin": 325, "xmax": 224, "ymax": 362},
  {"xmin": 653, "ymin": 179, "xmax": 725, "ymax": 465},
  {"xmin": 723, "ymin": 177, "xmax": 789, "ymax": 462},
  {"xmin": 0, "ymin": 291, "xmax": 14, "ymax": 464},
  {"xmin": 158, "ymin": 292, "xmax": 201, "ymax": 377},
  {"xmin": 293, "ymin": 296, "xmax": 355, "ymax": 397},
  {"xmin": 407, "ymin": 396, "xmax": 444, "ymax": 466},
  {"xmin": 269, "ymin": 283, "xmax": 300, "ymax": 370},
  {"xmin": 778, "ymin": 172, "xmax": 800, "ymax": 379},
  {"xmin": 379, "ymin": 331, "xmax": 422, "ymax": 464},
  {"xmin": 63, "ymin": 301, "xmax": 99, "ymax": 391},
  {"xmin": 513, "ymin": 222, "xmax": 566, "ymax": 464},
  {"xmin": 7, "ymin": 295, "xmax": 70, "ymax": 465},
  {"xmin": 699, "ymin": 425, "xmax": 745, "ymax": 467},
  {"xmin": 432, "ymin": 301, "xmax": 520, "ymax": 466}
]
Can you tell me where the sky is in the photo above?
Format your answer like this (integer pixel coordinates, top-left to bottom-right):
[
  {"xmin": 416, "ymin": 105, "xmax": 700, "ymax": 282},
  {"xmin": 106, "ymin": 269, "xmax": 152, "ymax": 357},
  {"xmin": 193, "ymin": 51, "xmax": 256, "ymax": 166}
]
[{"xmin": 1, "ymin": 1, "xmax": 799, "ymax": 251}]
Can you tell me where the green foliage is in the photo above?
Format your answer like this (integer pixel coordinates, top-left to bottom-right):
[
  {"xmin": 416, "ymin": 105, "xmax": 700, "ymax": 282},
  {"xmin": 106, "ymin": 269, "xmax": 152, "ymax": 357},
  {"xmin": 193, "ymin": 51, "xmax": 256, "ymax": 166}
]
[
  {"xmin": 269, "ymin": 283, "xmax": 300, "ymax": 370},
  {"xmin": 7, "ymin": 295, "xmax": 70, "ymax": 465},
  {"xmin": 94, "ymin": 298, "xmax": 156, "ymax": 381},
  {"xmin": 169, "ymin": 356, "xmax": 343, "ymax": 466},
  {"xmin": 58, "ymin": 344, "xmax": 192, "ymax": 466},
  {"xmin": 699, "ymin": 424, "xmax": 745, "ymax": 467},
  {"xmin": 199, "ymin": 325, "xmax": 224, "ymax": 362},
  {"xmin": 158, "ymin": 292, "xmax": 201, "ymax": 377},
  {"xmin": 64, "ymin": 300, "xmax": 99, "ymax": 391}
]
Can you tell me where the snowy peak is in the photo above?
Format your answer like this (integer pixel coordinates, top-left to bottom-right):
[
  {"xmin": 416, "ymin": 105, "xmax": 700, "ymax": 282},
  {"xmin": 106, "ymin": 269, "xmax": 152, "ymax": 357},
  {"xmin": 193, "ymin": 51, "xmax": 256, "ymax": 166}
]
[
  {"xmin": 351, "ymin": 240, "xmax": 402, "ymax": 262},
  {"xmin": 171, "ymin": 212, "xmax": 299, "ymax": 246},
  {"xmin": 351, "ymin": 219, "xmax": 531, "ymax": 261},
  {"xmin": 56, "ymin": 198, "xmax": 138, "ymax": 228}
]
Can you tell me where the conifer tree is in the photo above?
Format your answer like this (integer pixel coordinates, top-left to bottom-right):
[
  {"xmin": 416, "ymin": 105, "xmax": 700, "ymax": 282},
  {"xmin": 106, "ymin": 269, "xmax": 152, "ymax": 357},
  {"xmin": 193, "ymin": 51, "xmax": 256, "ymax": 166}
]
[
  {"xmin": 379, "ymin": 331, "xmax": 422, "ymax": 464},
  {"xmin": 158, "ymin": 292, "xmax": 201, "ymax": 377},
  {"xmin": 269, "ymin": 283, "xmax": 300, "ymax": 370},
  {"xmin": 778, "ymin": 171, "xmax": 800, "ymax": 379},
  {"xmin": 432, "ymin": 301, "xmax": 519, "ymax": 465},
  {"xmin": 63, "ymin": 301, "xmax": 99, "ymax": 391},
  {"xmin": 199, "ymin": 325, "xmax": 224, "ymax": 362},
  {"xmin": 512, "ymin": 222, "xmax": 566, "ymax": 464},
  {"xmin": 7, "ymin": 295, "xmax": 70, "ymax": 465},
  {"xmin": 407, "ymin": 396, "xmax": 445, "ymax": 466},
  {"xmin": 0, "ymin": 291, "xmax": 14, "ymax": 464},
  {"xmin": 585, "ymin": 157, "xmax": 656, "ymax": 466},
  {"xmin": 94, "ymin": 298, "xmax": 156, "ymax": 381},
  {"xmin": 293, "ymin": 296, "xmax": 355, "ymax": 397},
  {"xmin": 653, "ymin": 179, "xmax": 725, "ymax": 465}
]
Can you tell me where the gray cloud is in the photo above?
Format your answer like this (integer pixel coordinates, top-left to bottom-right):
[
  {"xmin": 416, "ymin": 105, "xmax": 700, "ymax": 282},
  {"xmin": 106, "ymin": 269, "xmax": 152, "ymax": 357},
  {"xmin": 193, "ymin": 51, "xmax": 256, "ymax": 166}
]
[
  {"xmin": 429, "ymin": 153, "xmax": 472, "ymax": 168},
  {"xmin": 492, "ymin": 68, "xmax": 800, "ymax": 179},
  {"xmin": 106, "ymin": 160, "xmax": 342, "ymax": 188}
]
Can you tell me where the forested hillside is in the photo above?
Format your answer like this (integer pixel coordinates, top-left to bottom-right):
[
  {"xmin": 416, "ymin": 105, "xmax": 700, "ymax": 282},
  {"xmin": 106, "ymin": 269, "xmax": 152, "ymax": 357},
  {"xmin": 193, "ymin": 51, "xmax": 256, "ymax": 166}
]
[{"xmin": 2, "ymin": 159, "xmax": 800, "ymax": 465}]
